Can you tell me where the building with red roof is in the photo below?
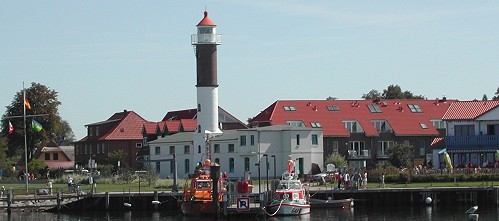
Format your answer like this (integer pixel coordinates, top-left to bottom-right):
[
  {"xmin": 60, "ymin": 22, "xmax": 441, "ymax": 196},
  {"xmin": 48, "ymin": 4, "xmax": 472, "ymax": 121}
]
[
  {"xmin": 249, "ymin": 99, "xmax": 453, "ymax": 168},
  {"xmin": 74, "ymin": 110, "xmax": 149, "ymax": 169},
  {"xmin": 435, "ymin": 100, "xmax": 499, "ymax": 169}
]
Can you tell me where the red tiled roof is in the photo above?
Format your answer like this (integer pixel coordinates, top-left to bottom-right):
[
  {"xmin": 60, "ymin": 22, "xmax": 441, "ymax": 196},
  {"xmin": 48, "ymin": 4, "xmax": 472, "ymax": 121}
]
[
  {"xmin": 180, "ymin": 119, "xmax": 197, "ymax": 132},
  {"xmin": 442, "ymin": 100, "xmax": 499, "ymax": 120},
  {"xmin": 99, "ymin": 111, "xmax": 150, "ymax": 140},
  {"xmin": 430, "ymin": 137, "xmax": 446, "ymax": 149},
  {"xmin": 163, "ymin": 120, "xmax": 181, "ymax": 133},
  {"xmin": 143, "ymin": 122, "xmax": 159, "ymax": 135},
  {"xmin": 250, "ymin": 99, "xmax": 454, "ymax": 137},
  {"xmin": 197, "ymin": 11, "xmax": 216, "ymax": 26}
]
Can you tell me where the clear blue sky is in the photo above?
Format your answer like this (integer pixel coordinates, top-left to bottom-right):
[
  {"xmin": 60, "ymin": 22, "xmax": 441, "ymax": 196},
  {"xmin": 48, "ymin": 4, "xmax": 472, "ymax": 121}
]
[{"xmin": 2, "ymin": 1, "xmax": 498, "ymax": 140}]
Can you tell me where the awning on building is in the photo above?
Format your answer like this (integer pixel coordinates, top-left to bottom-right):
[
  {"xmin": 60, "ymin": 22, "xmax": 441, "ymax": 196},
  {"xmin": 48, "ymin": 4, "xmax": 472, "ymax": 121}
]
[{"xmin": 446, "ymin": 147, "xmax": 498, "ymax": 153}]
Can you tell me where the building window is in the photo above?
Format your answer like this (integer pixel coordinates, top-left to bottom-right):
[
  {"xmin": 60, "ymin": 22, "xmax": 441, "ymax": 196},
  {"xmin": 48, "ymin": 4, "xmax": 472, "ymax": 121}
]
[
  {"xmin": 419, "ymin": 140, "xmax": 425, "ymax": 156},
  {"xmin": 311, "ymin": 134, "xmax": 318, "ymax": 145},
  {"xmin": 198, "ymin": 145, "xmax": 201, "ymax": 153},
  {"xmin": 45, "ymin": 153, "xmax": 50, "ymax": 160},
  {"xmin": 228, "ymin": 144, "xmax": 235, "ymax": 153},
  {"xmin": 96, "ymin": 144, "xmax": 101, "ymax": 154},
  {"xmin": 136, "ymin": 143, "xmax": 142, "ymax": 148},
  {"xmin": 53, "ymin": 153, "xmax": 58, "ymax": 161},
  {"xmin": 85, "ymin": 145, "xmax": 88, "ymax": 155},
  {"xmin": 310, "ymin": 122, "xmax": 322, "ymax": 128},
  {"xmin": 244, "ymin": 157, "xmax": 250, "ymax": 171},
  {"xmin": 348, "ymin": 141, "xmax": 365, "ymax": 156},
  {"xmin": 142, "ymin": 137, "xmax": 148, "ymax": 147},
  {"xmin": 155, "ymin": 146, "xmax": 160, "ymax": 155},
  {"xmin": 431, "ymin": 120, "xmax": 446, "ymax": 129},
  {"xmin": 184, "ymin": 145, "xmax": 190, "ymax": 154},
  {"xmin": 215, "ymin": 158, "xmax": 220, "ymax": 165},
  {"xmin": 344, "ymin": 121, "xmax": 363, "ymax": 133},
  {"xmin": 240, "ymin": 135, "xmax": 247, "ymax": 146},
  {"xmin": 185, "ymin": 159, "xmax": 190, "ymax": 174},
  {"xmin": 332, "ymin": 141, "xmax": 339, "ymax": 153},
  {"xmin": 102, "ymin": 143, "xmax": 107, "ymax": 153},
  {"xmin": 214, "ymin": 144, "xmax": 220, "ymax": 153},
  {"xmin": 327, "ymin": 105, "xmax": 339, "ymax": 111},
  {"xmin": 250, "ymin": 135, "xmax": 255, "ymax": 146},
  {"xmin": 169, "ymin": 146, "xmax": 175, "ymax": 155},
  {"xmin": 198, "ymin": 125, "xmax": 201, "ymax": 133},
  {"xmin": 283, "ymin": 106, "xmax": 296, "ymax": 111},
  {"xmin": 296, "ymin": 134, "xmax": 300, "ymax": 146},
  {"xmin": 372, "ymin": 120, "xmax": 390, "ymax": 132},
  {"xmin": 229, "ymin": 158, "xmax": 235, "ymax": 173},
  {"xmin": 287, "ymin": 120, "xmax": 304, "ymax": 127},
  {"xmin": 408, "ymin": 104, "xmax": 423, "ymax": 113},
  {"xmin": 197, "ymin": 103, "xmax": 201, "ymax": 112},
  {"xmin": 156, "ymin": 162, "xmax": 161, "ymax": 174},
  {"xmin": 367, "ymin": 104, "xmax": 382, "ymax": 113},
  {"xmin": 378, "ymin": 141, "xmax": 393, "ymax": 157}
]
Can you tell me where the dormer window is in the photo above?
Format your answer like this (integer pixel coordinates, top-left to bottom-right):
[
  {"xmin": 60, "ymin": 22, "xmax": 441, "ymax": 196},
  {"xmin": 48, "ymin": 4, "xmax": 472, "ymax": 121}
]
[{"xmin": 310, "ymin": 122, "xmax": 322, "ymax": 128}]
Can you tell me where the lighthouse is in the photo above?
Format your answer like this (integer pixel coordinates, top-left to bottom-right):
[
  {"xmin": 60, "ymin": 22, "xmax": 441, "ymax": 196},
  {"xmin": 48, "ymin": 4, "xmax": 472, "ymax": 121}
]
[{"xmin": 192, "ymin": 11, "xmax": 222, "ymax": 162}]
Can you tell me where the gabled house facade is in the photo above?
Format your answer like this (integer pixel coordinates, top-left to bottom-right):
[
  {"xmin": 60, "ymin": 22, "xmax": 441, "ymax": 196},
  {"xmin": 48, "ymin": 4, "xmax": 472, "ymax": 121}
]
[
  {"xmin": 434, "ymin": 100, "xmax": 499, "ymax": 168},
  {"xmin": 249, "ymin": 99, "xmax": 453, "ymax": 169},
  {"xmin": 148, "ymin": 125, "xmax": 323, "ymax": 179},
  {"xmin": 74, "ymin": 110, "xmax": 149, "ymax": 169},
  {"xmin": 36, "ymin": 141, "xmax": 75, "ymax": 169}
]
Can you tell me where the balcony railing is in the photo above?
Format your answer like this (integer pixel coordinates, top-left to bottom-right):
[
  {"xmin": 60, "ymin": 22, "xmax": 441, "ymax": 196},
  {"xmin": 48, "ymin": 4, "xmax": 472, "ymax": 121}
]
[
  {"xmin": 446, "ymin": 135, "xmax": 499, "ymax": 147},
  {"xmin": 348, "ymin": 150, "xmax": 370, "ymax": 159}
]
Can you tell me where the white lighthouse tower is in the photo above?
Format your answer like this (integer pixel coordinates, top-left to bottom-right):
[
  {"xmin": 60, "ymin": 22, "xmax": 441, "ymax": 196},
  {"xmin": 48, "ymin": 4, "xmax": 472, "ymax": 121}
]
[{"xmin": 192, "ymin": 11, "xmax": 223, "ymax": 163}]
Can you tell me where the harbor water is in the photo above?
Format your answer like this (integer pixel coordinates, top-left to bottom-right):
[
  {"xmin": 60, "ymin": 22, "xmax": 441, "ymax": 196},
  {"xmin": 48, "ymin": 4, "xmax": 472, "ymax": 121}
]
[{"xmin": 1, "ymin": 204, "xmax": 498, "ymax": 221}]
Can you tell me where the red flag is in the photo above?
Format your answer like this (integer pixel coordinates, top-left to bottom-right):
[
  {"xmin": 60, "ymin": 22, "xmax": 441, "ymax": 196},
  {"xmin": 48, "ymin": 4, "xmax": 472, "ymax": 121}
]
[
  {"xmin": 24, "ymin": 98, "xmax": 32, "ymax": 110},
  {"xmin": 8, "ymin": 121, "xmax": 14, "ymax": 135}
]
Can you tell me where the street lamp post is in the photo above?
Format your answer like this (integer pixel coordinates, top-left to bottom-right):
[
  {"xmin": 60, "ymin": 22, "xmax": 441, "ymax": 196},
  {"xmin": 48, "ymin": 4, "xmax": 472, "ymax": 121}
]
[
  {"xmin": 271, "ymin": 155, "xmax": 276, "ymax": 179},
  {"xmin": 263, "ymin": 154, "xmax": 269, "ymax": 192},
  {"xmin": 255, "ymin": 162, "xmax": 261, "ymax": 194}
]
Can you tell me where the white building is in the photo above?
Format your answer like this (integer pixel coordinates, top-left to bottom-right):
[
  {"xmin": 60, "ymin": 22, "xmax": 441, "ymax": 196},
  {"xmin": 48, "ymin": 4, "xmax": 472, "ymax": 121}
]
[{"xmin": 148, "ymin": 125, "xmax": 324, "ymax": 179}]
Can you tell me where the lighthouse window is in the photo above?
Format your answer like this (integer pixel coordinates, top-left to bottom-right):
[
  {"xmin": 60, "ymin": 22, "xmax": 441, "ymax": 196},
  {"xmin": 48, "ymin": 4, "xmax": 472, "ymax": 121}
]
[{"xmin": 198, "ymin": 27, "xmax": 213, "ymax": 34}]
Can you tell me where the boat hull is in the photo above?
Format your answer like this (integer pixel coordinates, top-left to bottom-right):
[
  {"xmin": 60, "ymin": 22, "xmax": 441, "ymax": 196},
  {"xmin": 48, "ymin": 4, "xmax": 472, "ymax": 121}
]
[
  {"xmin": 266, "ymin": 202, "xmax": 311, "ymax": 215},
  {"xmin": 180, "ymin": 200, "xmax": 214, "ymax": 215}
]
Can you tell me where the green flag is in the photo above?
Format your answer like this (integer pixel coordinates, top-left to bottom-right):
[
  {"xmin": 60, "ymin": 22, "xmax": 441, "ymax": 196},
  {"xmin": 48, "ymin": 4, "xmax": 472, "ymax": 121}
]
[{"xmin": 32, "ymin": 119, "xmax": 43, "ymax": 132}]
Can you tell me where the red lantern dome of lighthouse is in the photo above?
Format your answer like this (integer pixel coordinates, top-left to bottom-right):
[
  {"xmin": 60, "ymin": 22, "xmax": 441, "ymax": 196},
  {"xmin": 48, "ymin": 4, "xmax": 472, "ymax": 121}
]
[{"xmin": 197, "ymin": 11, "xmax": 216, "ymax": 26}]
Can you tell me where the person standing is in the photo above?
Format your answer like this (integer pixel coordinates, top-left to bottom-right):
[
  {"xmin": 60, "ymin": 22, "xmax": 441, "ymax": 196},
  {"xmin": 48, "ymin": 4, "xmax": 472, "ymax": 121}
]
[
  {"xmin": 363, "ymin": 171, "xmax": 368, "ymax": 189},
  {"xmin": 381, "ymin": 171, "xmax": 385, "ymax": 188},
  {"xmin": 344, "ymin": 172, "xmax": 350, "ymax": 189},
  {"xmin": 47, "ymin": 180, "xmax": 53, "ymax": 195},
  {"xmin": 337, "ymin": 172, "xmax": 343, "ymax": 190},
  {"xmin": 67, "ymin": 176, "xmax": 73, "ymax": 192}
]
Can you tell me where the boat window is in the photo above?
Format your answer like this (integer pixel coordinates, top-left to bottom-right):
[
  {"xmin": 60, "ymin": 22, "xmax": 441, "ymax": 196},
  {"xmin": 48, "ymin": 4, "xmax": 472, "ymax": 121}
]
[{"xmin": 197, "ymin": 181, "xmax": 211, "ymax": 189}]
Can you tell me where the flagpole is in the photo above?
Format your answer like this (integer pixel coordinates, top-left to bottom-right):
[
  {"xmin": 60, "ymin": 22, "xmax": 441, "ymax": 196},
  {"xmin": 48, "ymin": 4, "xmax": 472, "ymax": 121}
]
[{"xmin": 23, "ymin": 82, "xmax": 29, "ymax": 193}]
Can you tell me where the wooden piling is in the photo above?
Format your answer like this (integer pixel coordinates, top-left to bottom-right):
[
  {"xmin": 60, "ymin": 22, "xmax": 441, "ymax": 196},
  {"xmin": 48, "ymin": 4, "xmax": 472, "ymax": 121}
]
[{"xmin": 105, "ymin": 192, "xmax": 110, "ymax": 210}]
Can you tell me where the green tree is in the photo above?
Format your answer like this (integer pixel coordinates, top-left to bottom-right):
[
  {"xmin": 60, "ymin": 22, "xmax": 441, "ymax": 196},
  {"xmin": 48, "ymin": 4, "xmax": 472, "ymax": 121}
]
[
  {"xmin": 381, "ymin": 84, "xmax": 425, "ymax": 99},
  {"xmin": 28, "ymin": 158, "xmax": 47, "ymax": 177},
  {"xmin": 108, "ymin": 149, "xmax": 127, "ymax": 167},
  {"xmin": 362, "ymin": 89, "xmax": 382, "ymax": 100},
  {"xmin": 326, "ymin": 96, "xmax": 337, "ymax": 100},
  {"xmin": 2, "ymin": 83, "xmax": 74, "ymax": 162},
  {"xmin": 53, "ymin": 120, "xmax": 75, "ymax": 145},
  {"xmin": 492, "ymin": 87, "xmax": 499, "ymax": 100},
  {"xmin": 324, "ymin": 152, "xmax": 347, "ymax": 169},
  {"xmin": 387, "ymin": 143, "xmax": 414, "ymax": 168},
  {"xmin": 482, "ymin": 94, "xmax": 488, "ymax": 101}
]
